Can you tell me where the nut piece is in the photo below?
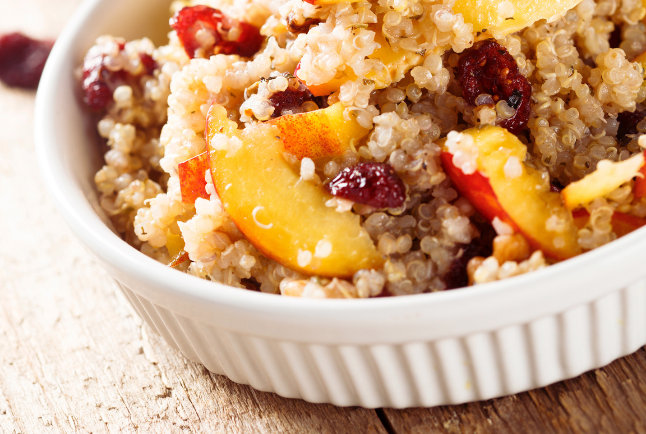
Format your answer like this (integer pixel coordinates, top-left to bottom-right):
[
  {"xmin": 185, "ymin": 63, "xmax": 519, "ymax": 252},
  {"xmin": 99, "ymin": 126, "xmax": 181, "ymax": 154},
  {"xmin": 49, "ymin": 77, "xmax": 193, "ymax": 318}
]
[
  {"xmin": 492, "ymin": 234, "xmax": 531, "ymax": 264},
  {"xmin": 466, "ymin": 256, "xmax": 485, "ymax": 286}
]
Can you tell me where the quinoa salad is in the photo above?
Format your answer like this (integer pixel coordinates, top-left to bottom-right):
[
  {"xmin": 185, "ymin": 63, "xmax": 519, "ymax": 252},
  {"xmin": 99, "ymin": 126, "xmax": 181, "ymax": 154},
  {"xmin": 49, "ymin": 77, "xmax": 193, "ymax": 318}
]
[{"xmin": 83, "ymin": 0, "xmax": 646, "ymax": 298}]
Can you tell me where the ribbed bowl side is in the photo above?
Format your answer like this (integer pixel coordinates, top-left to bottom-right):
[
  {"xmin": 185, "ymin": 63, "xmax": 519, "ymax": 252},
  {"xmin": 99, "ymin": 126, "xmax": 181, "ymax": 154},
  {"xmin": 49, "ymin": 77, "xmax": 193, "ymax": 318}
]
[{"xmin": 117, "ymin": 279, "xmax": 646, "ymax": 408}]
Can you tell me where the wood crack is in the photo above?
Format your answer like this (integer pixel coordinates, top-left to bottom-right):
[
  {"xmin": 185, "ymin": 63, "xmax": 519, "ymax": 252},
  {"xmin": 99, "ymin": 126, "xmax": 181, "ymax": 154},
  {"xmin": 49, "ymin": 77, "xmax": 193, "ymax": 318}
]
[
  {"xmin": 115, "ymin": 386, "xmax": 138, "ymax": 430},
  {"xmin": 180, "ymin": 378, "xmax": 202, "ymax": 423},
  {"xmin": 375, "ymin": 408, "xmax": 397, "ymax": 434}
]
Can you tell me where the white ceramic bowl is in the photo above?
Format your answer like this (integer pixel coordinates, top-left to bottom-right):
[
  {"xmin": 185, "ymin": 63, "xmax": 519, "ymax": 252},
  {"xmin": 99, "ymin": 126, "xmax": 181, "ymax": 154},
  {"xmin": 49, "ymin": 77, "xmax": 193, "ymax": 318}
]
[{"xmin": 35, "ymin": 0, "xmax": 646, "ymax": 409}]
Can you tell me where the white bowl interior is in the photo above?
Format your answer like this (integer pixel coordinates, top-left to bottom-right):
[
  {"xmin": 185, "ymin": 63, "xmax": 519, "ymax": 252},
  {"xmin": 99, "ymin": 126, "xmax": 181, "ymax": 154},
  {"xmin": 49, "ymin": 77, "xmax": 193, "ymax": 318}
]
[{"xmin": 34, "ymin": 0, "xmax": 646, "ymax": 344}]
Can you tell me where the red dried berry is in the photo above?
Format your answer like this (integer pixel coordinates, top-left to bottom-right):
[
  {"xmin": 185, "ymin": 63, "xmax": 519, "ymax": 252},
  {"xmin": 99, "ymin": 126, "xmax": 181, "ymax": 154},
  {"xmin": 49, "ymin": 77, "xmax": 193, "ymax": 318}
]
[
  {"xmin": 81, "ymin": 43, "xmax": 158, "ymax": 111},
  {"xmin": 268, "ymin": 76, "xmax": 327, "ymax": 117},
  {"xmin": 139, "ymin": 53, "xmax": 157, "ymax": 75},
  {"xmin": 0, "ymin": 32, "xmax": 53, "ymax": 89},
  {"xmin": 286, "ymin": 12, "xmax": 321, "ymax": 34},
  {"xmin": 443, "ymin": 220, "xmax": 495, "ymax": 290},
  {"xmin": 170, "ymin": 5, "xmax": 264, "ymax": 59},
  {"xmin": 458, "ymin": 40, "xmax": 531, "ymax": 134},
  {"xmin": 617, "ymin": 110, "xmax": 646, "ymax": 141},
  {"xmin": 549, "ymin": 179, "xmax": 565, "ymax": 193},
  {"xmin": 269, "ymin": 80, "xmax": 313, "ymax": 117},
  {"xmin": 241, "ymin": 278, "xmax": 262, "ymax": 291},
  {"xmin": 325, "ymin": 163, "xmax": 406, "ymax": 209},
  {"xmin": 82, "ymin": 76, "xmax": 113, "ymax": 111}
]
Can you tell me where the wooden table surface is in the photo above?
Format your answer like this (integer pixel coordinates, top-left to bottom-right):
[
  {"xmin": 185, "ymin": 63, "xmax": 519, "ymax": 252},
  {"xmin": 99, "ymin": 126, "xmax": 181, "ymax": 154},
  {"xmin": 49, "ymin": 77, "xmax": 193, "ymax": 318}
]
[{"xmin": 3, "ymin": 1, "xmax": 646, "ymax": 433}]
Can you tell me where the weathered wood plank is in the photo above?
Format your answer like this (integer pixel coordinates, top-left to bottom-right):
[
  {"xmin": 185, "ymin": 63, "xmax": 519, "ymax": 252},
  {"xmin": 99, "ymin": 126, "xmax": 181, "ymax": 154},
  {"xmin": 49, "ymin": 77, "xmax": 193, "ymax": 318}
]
[{"xmin": 383, "ymin": 348, "xmax": 646, "ymax": 434}]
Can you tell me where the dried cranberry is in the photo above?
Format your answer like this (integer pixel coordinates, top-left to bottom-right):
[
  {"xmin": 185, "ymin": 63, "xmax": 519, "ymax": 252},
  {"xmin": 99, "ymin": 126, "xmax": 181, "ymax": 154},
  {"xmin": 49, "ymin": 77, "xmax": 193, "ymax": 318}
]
[
  {"xmin": 0, "ymin": 33, "xmax": 53, "ymax": 89},
  {"xmin": 549, "ymin": 179, "xmax": 565, "ymax": 193},
  {"xmin": 286, "ymin": 12, "xmax": 321, "ymax": 34},
  {"xmin": 617, "ymin": 110, "xmax": 646, "ymax": 141},
  {"xmin": 139, "ymin": 53, "xmax": 157, "ymax": 75},
  {"xmin": 269, "ymin": 76, "xmax": 323, "ymax": 117},
  {"xmin": 443, "ymin": 220, "xmax": 495, "ymax": 290},
  {"xmin": 83, "ymin": 77, "xmax": 113, "ymax": 111},
  {"xmin": 241, "ymin": 278, "xmax": 262, "ymax": 291},
  {"xmin": 81, "ymin": 43, "xmax": 157, "ymax": 111},
  {"xmin": 458, "ymin": 40, "xmax": 531, "ymax": 134},
  {"xmin": 325, "ymin": 163, "xmax": 406, "ymax": 209},
  {"xmin": 170, "ymin": 5, "xmax": 263, "ymax": 59}
]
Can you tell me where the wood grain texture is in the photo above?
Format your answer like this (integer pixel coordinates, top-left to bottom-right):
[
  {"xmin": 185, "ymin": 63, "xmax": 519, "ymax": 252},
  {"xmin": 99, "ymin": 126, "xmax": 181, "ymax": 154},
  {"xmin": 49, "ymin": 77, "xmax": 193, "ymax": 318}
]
[
  {"xmin": 383, "ymin": 348, "xmax": 646, "ymax": 434},
  {"xmin": 2, "ymin": 0, "xmax": 646, "ymax": 433}
]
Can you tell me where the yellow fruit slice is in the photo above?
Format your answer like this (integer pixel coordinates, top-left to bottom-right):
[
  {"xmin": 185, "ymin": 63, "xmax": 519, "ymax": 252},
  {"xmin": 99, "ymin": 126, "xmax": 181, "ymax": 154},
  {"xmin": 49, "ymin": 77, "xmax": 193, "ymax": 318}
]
[
  {"xmin": 453, "ymin": 0, "xmax": 584, "ymax": 37},
  {"xmin": 166, "ymin": 232, "xmax": 185, "ymax": 258},
  {"xmin": 302, "ymin": 26, "xmax": 423, "ymax": 96},
  {"xmin": 368, "ymin": 31, "xmax": 424, "ymax": 87},
  {"xmin": 268, "ymin": 102, "xmax": 369, "ymax": 159},
  {"xmin": 207, "ymin": 104, "xmax": 383, "ymax": 277},
  {"xmin": 441, "ymin": 125, "xmax": 581, "ymax": 260},
  {"xmin": 634, "ymin": 50, "xmax": 646, "ymax": 67},
  {"xmin": 561, "ymin": 152, "xmax": 645, "ymax": 210}
]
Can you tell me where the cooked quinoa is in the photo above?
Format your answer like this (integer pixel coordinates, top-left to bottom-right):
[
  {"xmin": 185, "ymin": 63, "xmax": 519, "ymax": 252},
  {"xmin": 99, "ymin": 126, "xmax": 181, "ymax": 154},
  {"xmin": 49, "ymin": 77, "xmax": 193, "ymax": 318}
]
[{"xmin": 84, "ymin": 0, "xmax": 646, "ymax": 298}]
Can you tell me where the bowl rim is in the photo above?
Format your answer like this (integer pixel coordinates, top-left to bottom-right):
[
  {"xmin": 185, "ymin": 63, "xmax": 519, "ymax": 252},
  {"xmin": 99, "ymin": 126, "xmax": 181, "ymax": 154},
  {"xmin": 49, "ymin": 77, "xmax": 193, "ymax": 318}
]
[{"xmin": 33, "ymin": 0, "xmax": 646, "ymax": 326}]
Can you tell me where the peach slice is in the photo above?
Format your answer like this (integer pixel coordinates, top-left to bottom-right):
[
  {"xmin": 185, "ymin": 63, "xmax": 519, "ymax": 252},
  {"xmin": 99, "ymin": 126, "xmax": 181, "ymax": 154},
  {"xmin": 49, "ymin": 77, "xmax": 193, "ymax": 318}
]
[
  {"xmin": 561, "ymin": 152, "xmax": 645, "ymax": 210},
  {"xmin": 454, "ymin": 0, "xmax": 584, "ymax": 38},
  {"xmin": 301, "ymin": 71, "xmax": 352, "ymax": 98},
  {"xmin": 181, "ymin": 102, "xmax": 368, "ymax": 202},
  {"xmin": 634, "ymin": 50, "xmax": 646, "ymax": 66},
  {"xmin": 608, "ymin": 212, "xmax": 646, "ymax": 237},
  {"xmin": 267, "ymin": 102, "xmax": 369, "ymax": 159},
  {"xmin": 367, "ymin": 31, "xmax": 424, "ymax": 88},
  {"xmin": 296, "ymin": 30, "xmax": 423, "ymax": 97},
  {"xmin": 206, "ymin": 104, "xmax": 383, "ymax": 277},
  {"xmin": 178, "ymin": 151, "xmax": 210, "ymax": 204},
  {"xmin": 295, "ymin": 62, "xmax": 348, "ymax": 97},
  {"xmin": 440, "ymin": 125, "xmax": 580, "ymax": 260}
]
